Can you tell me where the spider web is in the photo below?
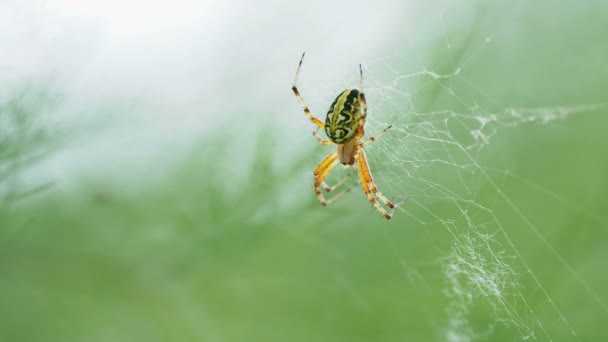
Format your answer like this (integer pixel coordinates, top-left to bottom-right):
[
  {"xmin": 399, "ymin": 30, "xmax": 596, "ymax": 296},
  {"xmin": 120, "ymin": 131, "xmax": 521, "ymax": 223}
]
[
  {"xmin": 277, "ymin": 3, "xmax": 608, "ymax": 338},
  {"xmin": 343, "ymin": 32, "xmax": 608, "ymax": 341},
  {"xmin": 287, "ymin": 58, "xmax": 606, "ymax": 339}
]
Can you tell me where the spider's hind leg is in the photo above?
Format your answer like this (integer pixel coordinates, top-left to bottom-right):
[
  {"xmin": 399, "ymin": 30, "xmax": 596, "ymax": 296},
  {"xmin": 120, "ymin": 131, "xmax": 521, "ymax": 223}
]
[
  {"xmin": 320, "ymin": 170, "xmax": 352, "ymax": 192},
  {"xmin": 356, "ymin": 148, "xmax": 404, "ymax": 219},
  {"xmin": 314, "ymin": 152, "xmax": 355, "ymax": 206}
]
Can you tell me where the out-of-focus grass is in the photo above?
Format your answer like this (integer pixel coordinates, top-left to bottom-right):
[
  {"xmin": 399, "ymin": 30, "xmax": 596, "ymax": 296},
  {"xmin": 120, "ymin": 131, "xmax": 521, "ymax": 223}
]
[
  {"xmin": 0, "ymin": 136, "xmax": 442, "ymax": 342},
  {"xmin": 1, "ymin": 1, "xmax": 608, "ymax": 341},
  {"xmin": 2, "ymin": 113, "xmax": 607, "ymax": 341},
  {"xmin": 0, "ymin": 87, "xmax": 61, "ymax": 205}
]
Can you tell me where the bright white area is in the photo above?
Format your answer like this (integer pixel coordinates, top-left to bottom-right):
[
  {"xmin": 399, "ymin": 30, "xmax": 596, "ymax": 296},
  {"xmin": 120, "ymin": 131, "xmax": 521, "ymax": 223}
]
[{"xmin": 0, "ymin": 0, "xmax": 414, "ymax": 184}]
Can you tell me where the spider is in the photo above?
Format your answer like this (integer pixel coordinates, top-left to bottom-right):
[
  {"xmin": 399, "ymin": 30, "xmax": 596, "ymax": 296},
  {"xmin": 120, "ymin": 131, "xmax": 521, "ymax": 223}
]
[{"xmin": 291, "ymin": 53, "xmax": 406, "ymax": 220}]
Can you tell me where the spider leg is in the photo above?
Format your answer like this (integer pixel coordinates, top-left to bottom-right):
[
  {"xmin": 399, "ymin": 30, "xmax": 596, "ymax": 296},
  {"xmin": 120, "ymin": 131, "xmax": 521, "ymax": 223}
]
[
  {"xmin": 356, "ymin": 148, "xmax": 402, "ymax": 220},
  {"xmin": 354, "ymin": 67, "xmax": 406, "ymax": 219},
  {"xmin": 354, "ymin": 65, "xmax": 369, "ymax": 140},
  {"xmin": 314, "ymin": 152, "xmax": 355, "ymax": 205},
  {"xmin": 359, "ymin": 64, "xmax": 365, "ymax": 96},
  {"xmin": 321, "ymin": 182, "xmax": 355, "ymax": 205},
  {"xmin": 360, "ymin": 125, "xmax": 392, "ymax": 147},
  {"xmin": 321, "ymin": 171, "xmax": 352, "ymax": 192},
  {"xmin": 360, "ymin": 126, "xmax": 409, "ymax": 207},
  {"xmin": 292, "ymin": 53, "xmax": 324, "ymax": 129},
  {"xmin": 313, "ymin": 129, "xmax": 333, "ymax": 145}
]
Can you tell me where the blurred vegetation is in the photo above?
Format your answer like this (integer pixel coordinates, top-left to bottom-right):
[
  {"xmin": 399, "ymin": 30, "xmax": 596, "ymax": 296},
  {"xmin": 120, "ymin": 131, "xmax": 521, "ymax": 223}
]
[{"xmin": 0, "ymin": 88, "xmax": 60, "ymax": 207}]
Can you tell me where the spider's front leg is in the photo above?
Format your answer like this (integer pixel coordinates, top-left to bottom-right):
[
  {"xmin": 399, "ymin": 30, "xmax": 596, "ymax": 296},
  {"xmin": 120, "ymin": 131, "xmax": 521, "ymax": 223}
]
[{"xmin": 292, "ymin": 53, "xmax": 325, "ymax": 129}]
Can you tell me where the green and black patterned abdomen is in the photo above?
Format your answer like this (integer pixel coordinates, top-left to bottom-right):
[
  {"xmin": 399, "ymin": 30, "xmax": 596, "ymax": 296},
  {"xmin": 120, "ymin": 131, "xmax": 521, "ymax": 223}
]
[{"xmin": 324, "ymin": 89, "xmax": 362, "ymax": 144}]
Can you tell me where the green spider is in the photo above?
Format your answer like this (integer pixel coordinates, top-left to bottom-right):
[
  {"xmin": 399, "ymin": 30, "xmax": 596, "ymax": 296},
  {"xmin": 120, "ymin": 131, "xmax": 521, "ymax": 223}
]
[{"xmin": 291, "ymin": 53, "xmax": 405, "ymax": 219}]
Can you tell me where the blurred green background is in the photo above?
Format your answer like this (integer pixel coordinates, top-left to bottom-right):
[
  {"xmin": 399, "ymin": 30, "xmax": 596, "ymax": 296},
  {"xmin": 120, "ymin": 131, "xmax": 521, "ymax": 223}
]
[{"xmin": 1, "ymin": 1, "xmax": 607, "ymax": 341}]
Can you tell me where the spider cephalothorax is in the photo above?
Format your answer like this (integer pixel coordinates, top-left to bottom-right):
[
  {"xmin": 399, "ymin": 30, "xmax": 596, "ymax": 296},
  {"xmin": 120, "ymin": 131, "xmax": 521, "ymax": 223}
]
[{"xmin": 291, "ymin": 53, "xmax": 406, "ymax": 219}]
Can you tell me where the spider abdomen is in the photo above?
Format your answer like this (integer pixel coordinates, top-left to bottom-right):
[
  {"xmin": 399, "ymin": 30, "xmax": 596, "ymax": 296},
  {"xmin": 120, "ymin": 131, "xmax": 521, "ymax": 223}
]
[{"xmin": 324, "ymin": 89, "xmax": 362, "ymax": 144}]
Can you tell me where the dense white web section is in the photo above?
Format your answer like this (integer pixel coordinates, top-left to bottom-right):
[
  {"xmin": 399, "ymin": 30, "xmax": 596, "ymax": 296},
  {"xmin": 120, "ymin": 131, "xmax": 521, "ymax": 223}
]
[{"xmin": 329, "ymin": 38, "xmax": 608, "ymax": 340}]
